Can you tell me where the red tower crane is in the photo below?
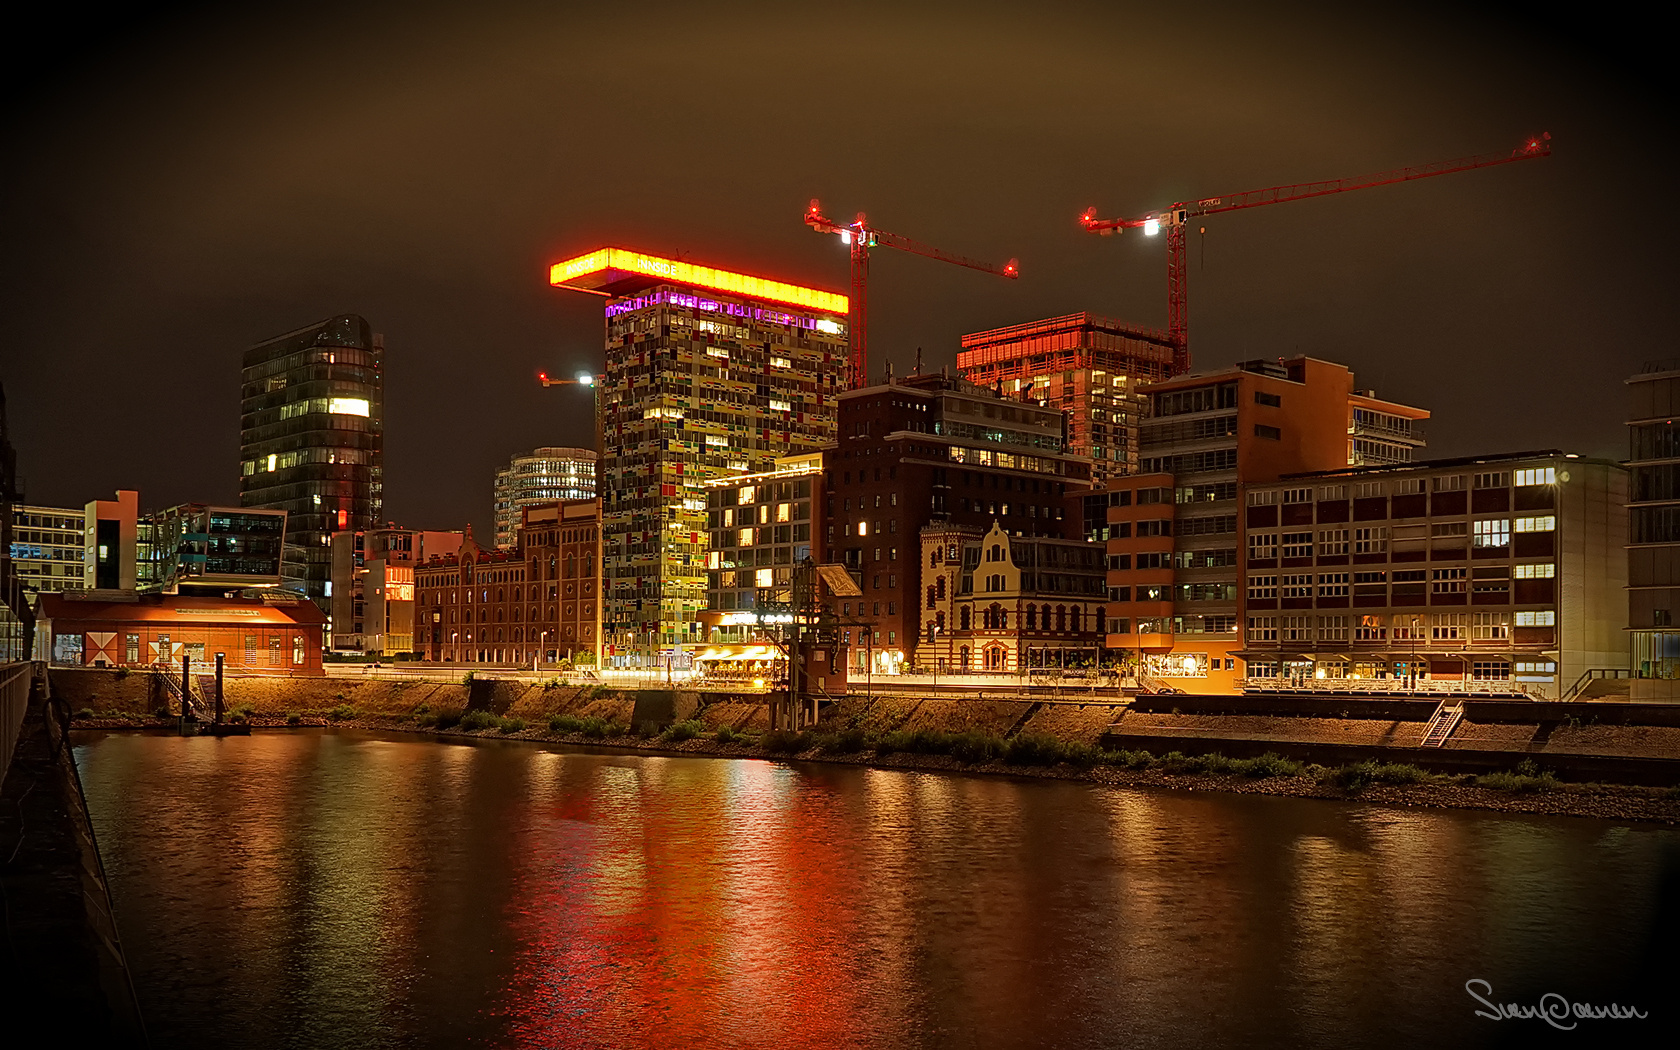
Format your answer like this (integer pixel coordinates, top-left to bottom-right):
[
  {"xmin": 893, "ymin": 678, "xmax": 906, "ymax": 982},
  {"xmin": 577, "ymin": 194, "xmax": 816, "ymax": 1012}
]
[
  {"xmin": 806, "ymin": 201, "xmax": 1019, "ymax": 389},
  {"xmin": 1079, "ymin": 133, "xmax": 1553, "ymax": 375}
]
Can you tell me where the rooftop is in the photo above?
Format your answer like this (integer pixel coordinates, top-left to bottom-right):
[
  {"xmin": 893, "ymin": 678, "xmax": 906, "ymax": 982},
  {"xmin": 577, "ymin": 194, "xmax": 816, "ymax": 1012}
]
[{"xmin": 548, "ymin": 247, "xmax": 848, "ymax": 314}]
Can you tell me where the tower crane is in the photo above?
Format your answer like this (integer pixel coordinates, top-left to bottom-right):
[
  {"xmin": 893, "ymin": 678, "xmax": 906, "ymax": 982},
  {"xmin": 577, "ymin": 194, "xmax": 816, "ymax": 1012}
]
[
  {"xmin": 1079, "ymin": 133, "xmax": 1552, "ymax": 374},
  {"xmin": 806, "ymin": 201, "xmax": 1019, "ymax": 389}
]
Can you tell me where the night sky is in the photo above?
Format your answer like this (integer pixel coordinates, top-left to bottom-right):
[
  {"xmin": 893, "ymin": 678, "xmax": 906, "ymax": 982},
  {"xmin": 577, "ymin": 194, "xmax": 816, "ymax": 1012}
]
[{"xmin": 3, "ymin": 1, "xmax": 1673, "ymax": 541}]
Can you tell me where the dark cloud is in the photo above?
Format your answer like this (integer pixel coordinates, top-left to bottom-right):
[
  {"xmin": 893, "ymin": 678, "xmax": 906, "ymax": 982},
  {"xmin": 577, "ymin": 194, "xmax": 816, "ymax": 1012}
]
[{"xmin": 3, "ymin": 1, "xmax": 1673, "ymax": 537}]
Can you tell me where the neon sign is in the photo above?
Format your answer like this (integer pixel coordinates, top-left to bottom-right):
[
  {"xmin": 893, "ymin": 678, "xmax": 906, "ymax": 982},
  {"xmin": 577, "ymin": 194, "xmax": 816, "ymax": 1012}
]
[{"xmin": 549, "ymin": 248, "xmax": 848, "ymax": 314}]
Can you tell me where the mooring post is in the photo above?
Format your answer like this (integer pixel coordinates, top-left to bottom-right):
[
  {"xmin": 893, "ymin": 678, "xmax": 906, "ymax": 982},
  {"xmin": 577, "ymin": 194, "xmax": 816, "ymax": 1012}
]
[
  {"xmin": 215, "ymin": 652, "xmax": 225, "ymax": 725},
  {"xmin": 180, "ymin": 653, "xmax": 191, "ymax": 734}
]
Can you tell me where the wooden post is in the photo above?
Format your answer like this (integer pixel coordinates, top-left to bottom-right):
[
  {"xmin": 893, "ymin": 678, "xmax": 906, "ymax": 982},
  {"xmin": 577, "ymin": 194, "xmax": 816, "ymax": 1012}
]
[{"xmin": 215, "ymin": 652, "xmax": 225, "ymax": 725}]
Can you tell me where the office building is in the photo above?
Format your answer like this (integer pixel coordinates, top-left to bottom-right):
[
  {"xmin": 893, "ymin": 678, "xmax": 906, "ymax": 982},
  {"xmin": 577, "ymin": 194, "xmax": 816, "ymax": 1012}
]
[
  {"xmin": 1626, "ymin": 362, "xmax": 1680, "ymax": 700},
  {"xmin": 549, "ymin": 248, "xmax": 849, "ymax": 660},
  {"xmin": 8, "ymin": 503, "xmax": 87, "ymax": 596},
  {"xmin": 703, "ymin": 453, "xmax": 823, "ymax": 646},
  {"xmin": 84, "ymin": 489, "xmax": 139, "ymax": 592},
  {"xmin": 1102, "ymin": 357, "xmax": 1430, "ymax": 692},
  {"xmin": 493, "ymin": 447, "xmax": 597, "ymax": 548},
  {"xmin": 330, "ymin": 527, "xmax": 463, "ymax": 655},
  {"xmin": 1241, "ymin": 452, "xmax": 1627, "ymax": 697},
  {"xmin": 146, "ymin": 504, "xmax": 288, "ymax": 595},
  {"xmin": 240, "ymin": 314, "xmax": 384, "ymax": 617},
  {"xmin": 415, "ymin": 500, "xmax": 602, "ymax": 666},
  {"xmin": 957, "ymin": 313, "xmax": 1178, "ymax": 484},
  {"xmin": 820, "ymin": 370, "xmax": 1093, "ymax": 672}
]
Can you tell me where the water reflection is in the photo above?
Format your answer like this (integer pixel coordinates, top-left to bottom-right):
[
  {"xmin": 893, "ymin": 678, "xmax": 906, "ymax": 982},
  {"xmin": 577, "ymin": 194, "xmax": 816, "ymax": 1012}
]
[{"xmin": 75, "ymin": 730, "xmax": 1678, "ymax": 1049}]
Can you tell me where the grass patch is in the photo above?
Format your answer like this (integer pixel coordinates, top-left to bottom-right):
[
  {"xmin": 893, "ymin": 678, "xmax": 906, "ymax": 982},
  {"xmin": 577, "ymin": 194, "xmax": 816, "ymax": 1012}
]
[
  {"xmin": 497, "ymin": 717, "xmax": 526, "ymax": 734},
  {"xmin": 326, "ymin": 704, "xmax": 358, "ymax": 722},
  {"xmin": 1476, "ymin": 760, "xmax": 1557, "ymax": 793},
  {"xmin": 549, "ymin": 714, "xmax": 620, "ymax": 738},
  {"xmin": 285, "ymin": 713, "xmax": 302, "ymax": 726},
  {"xmin": 714, "ymin": 725, "xmax": 742, "ymax": 744},
  {"xmin": 459, "ymin": 710, "xmax": 498, "ymax": 731},
  {"xmin": 761, "ymin": 729, "xmax": 811, "ymax": 754},
  {"xmin": 76, "ymin": 708, "xmax": 94, "ymax": 719}
]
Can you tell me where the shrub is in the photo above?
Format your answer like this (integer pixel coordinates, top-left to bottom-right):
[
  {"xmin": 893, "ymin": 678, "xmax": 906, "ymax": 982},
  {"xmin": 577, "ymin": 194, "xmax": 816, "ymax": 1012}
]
[
  {"xmin": 229, "ymin": 712, "xmax": 247, "ymax": 724},
  {"xmin": 415, "ymin": 702, "xmax": 431, "ymax": 715},
  {"xmin": 435, "ymin": 710, "xmax": 463, "ymax": 730},
  {"xmin": 664, "ymin": 719, "xmax": 704, "ymax": 742},
  {"xmin": 233, "ymin": 705, "xmax": 256, "ymax": 720},
  {"xmin": 1370, "ymin": 762, "xmax": 1430, "ymax": 785},
  {"xmin": 153, "ymin": 706, "xmax": 173, "ymax": 720},
  {"xmin": 114, "ymin": 667, "xmax": 130, "ymax": 679},
  {"xmin": 761, "ymin": 729, "xmax": 811, "ymax": 754},
  {"xmin": 76, "ymin": 708, "xmax": 95, "ymax": 719},
  {"xmin": 949, "ymin": 731, "xmax": 1004, "ymax": 764},
  {"xmin": 460, "ymin": 710, "xmax": 498, "ymax": 731},
  {"xmin": 327, "ymin": 704, "xmax": 358, "ymax": 722},
  {"xmin": 715, "ymin": 725, "xmax": 741, "ymax": 744},
  {"xmin": 829, "ymin": 727, "xmax": 868, "ymax": 753},
  {"xmin": 1476, "ymin": 764, "xmax": 1557, "ymax": 793},
  {"xmin": 1235, "ymin": 753, "xmax": 1304, "ymax": 779},
  {"xmin": 1322, "ymin": 761, "xmax": 1378, "ymax": 792},
  {"xmin": 461, "ymin": 671, "xmax": 476, "ymax": 686},
  {"xmin": 1004, "ymin": 733, "xmax": 1070, "ymax": 767},
  {"xmin": 498, "ymin": 717, "xmax": 526, "ymax": 734},
  {"xmin": 285, "ymin": 713, "xmax": 302, "ymax": 726},
  {"xmin": 549, "ymin": 714, "xmax": 584, "ymax": 734}
]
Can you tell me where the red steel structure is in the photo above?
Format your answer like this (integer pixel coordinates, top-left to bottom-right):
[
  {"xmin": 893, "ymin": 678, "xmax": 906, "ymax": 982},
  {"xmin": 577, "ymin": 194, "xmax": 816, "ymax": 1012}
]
[
  {"xmin": 806, "ymin": 200, "xmax": 1019, "ymax": 389},
  {"xmin": 1080, "ymin": 133, "xmax": 1553, "ymax": 375}
]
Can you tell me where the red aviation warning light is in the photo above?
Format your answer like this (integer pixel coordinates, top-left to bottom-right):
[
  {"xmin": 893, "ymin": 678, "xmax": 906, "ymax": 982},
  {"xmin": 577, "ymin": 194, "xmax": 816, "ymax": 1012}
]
[
  {"xmin": 805, "ymin": 200, "xmax": 1020, "ymax": 389},
  {"xmin": 1081, "ymin": 132, "xmax": 1553, "ymax": 374}
]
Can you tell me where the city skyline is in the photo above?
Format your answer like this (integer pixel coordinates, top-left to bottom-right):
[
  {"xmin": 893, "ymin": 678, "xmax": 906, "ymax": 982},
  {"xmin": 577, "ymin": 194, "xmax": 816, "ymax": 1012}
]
[{"xmin": 1, "ymin": 3, "xmax": 1674, "ymax": 545}]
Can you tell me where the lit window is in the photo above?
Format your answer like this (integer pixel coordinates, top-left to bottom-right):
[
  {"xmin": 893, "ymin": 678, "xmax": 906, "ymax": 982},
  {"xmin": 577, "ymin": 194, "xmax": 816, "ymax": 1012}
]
[
  {"xmin": 1514, "ymin": 467, "xmax": 1556, "ymax": 486},
  {"xmin": 1514, "ymin": 516, "xmax": 1556, "ymax": 533},
  {"xmin": 756, "ymin": 568, "xmax": 774, "ymax": 588},
  {"xmin": 1515, "ymin": 610, "xmax": 1556, "ymax": 627},
  {"xmin": 1473, "ymin": 520, "xmax": 1510, "ymax": 547},
  {"xmin": 327, "ymin": 397, "xmax": 370, "ymax": 417},
  {"xmin": 1514, "ymin": 563, "xmax": 1556, "ymax": 579}
]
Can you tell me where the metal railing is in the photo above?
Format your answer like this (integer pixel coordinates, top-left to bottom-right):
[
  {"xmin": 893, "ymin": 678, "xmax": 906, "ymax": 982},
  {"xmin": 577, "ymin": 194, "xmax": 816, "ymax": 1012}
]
[
  {"xmin": 1240, "ymin": 676, "xmax": 1545, "ymax": 699},
  {"xmin": 1559, "ymin": 668, "xmax": 1635, "ymax": 701},
  {"xmin": 2, "ymin": 661, "xmax": 35, "ymax": 785}
]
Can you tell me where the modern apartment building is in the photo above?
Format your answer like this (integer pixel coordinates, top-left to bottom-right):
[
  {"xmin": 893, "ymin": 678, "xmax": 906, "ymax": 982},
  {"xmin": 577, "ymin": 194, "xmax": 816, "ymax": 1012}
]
[
  {"xmin": 1102, "ymin": 357, "xmax": 1429, "ymax": 692},
  {"xmin": 957, "ymin": 313, "xmax": 1178, "ymax": 484},
  {"xmin": 703, "ymin": 453, "xmax": 823, "ymax": 646},
  {"xmin": 919, "ymin": 520, "xmax": 1106, "ymax": 673},
  {"xmin": 84, "ymin": 489, "xmax": 139, "ymax": 592},
  {"xmin": 549, "ymin": 249, "xmax": 850, "ymax": 660},
  {"xmin": 414, "ymin": 500, "xmax": 602, "ymax": 666},
  {"xmin": 493, "ymin": 447, "xmax": 597, "ymax": 548},
  {"xmin": 146, "ymin": 504, "xmax": 288, "ymax": 594},
  {"xmin": 1626, "ymin": 362, "xmax": 1680, "ymax": 700},
  {"xmin": 821, "ymin": 370, "xmax": 1092, "ymax": 672},
  {"xmin": 240, "ymin": 314, "xmax": 384, "ymax": 617},
  {"xmin": 1242, "ymin": 452, "xmax": 1627, "ymax": 698},
  {"xmin": 329, "ymin": 527, "xmax": 463, "ymax": 655},
  {"xmin": 8, "ymin": 503, "xmax": 87, "ymax": 596}
]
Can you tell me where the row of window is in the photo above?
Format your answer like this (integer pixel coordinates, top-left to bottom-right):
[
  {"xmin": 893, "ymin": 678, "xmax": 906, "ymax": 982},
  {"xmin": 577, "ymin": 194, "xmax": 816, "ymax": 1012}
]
[
  {"xmin": 1247, "ymin": 469, "xmax": 1557, "ymax": 506},
  {"xmin": 1247, "ymin": 519, "xmax": 1555, "ymax": 558},
  {"xmin": 1246, "ymin": 610, "xmax": 1555, "ymax": 642},
  {"xmin": 1247, "ymin": 564, "xmax": 1555, "ymax": 597}
]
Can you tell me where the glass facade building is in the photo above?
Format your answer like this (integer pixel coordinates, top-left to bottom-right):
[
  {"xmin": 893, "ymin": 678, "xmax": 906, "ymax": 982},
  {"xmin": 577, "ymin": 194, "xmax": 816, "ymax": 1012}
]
[
  {"xmin": 239, "ymin": 314, "xmax": 383, "ymax": 618},
  {"xmin": 493, "ymin": 447, "xmax": 597, "ymax": 548}
]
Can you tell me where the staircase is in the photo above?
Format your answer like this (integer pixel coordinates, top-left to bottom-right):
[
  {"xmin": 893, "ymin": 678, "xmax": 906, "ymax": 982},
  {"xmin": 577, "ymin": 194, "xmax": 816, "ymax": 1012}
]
[{"xmin": 1421, "ymin": 701, "xmax": 1464, "ymax": 748}]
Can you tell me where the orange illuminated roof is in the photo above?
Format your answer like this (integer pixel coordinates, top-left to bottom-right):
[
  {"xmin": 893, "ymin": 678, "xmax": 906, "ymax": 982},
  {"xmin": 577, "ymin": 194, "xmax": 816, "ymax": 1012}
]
[{"xmin": 549, "ymin": 247, "xmax": 848, "ymax": 314}]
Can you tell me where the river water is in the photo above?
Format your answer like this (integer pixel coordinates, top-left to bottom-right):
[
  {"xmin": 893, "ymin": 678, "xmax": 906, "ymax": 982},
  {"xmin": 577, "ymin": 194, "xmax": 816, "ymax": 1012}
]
[{"xmin": 74, "ymin": 729, "xmax": 1676, "ymax": 1049}]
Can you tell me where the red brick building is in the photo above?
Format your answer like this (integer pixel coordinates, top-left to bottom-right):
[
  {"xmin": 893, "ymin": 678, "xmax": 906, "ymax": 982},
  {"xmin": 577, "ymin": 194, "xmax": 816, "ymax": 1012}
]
[{"xmin": 415, "ymin": 500, "xmax": 601, "ymax": 666}]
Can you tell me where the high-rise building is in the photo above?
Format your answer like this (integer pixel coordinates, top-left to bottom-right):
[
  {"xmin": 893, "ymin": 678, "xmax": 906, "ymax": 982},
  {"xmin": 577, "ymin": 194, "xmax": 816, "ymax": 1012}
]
[
  {"xmin": 144, "ymin": 504, "xmax": 287, "ymax": 594},
  {"xmin": 8, "ymin": 504, "xmax": 87, "ymax": 597},
  {"xmin": 1100, "ymin": 357, "xmax": 1429, "ymax": 692},
  {"xmin": 957, "ymin": 313, "xmax": 1178, "ymax": 485},
  {"xmin": 493, "ymin": 447, "xmax": 597, "ymax": 548},
  {"xmin": 239, "ymin": 314, "xmax": 384, "ymax": 619},
  {"xmin": 549, "ymin": 248, "xmax": 850, "ymax": 660},
  {"xmin": 1627, "ymin": 361, "xmax": 1680, "ymax": 700},
  {"xmin": 819, "ymin": 370, "xmax": 1094, "ymax": 673},
  {"xmin": 703, "ymin": 452, "xmax": 824, "ymax": 645}
]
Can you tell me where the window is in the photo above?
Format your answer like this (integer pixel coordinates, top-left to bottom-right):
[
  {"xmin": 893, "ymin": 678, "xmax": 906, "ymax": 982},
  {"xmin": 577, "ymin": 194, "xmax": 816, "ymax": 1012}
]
[
  {"xmin": 1281, "ymin": 532, "xmax": 1313, "ymax": 558},
  {"xmin": 1318, "ymin": 615, "xmax": 1348, "ymax": 642},
  {"xmin": 1396, "ymin": 479, "xmax": 1424, "ymax": 495},
  {"xmin": 1472, "ymin": 612, "xmax": 1511, "ymax": 640},
  {"xmin": 1473, "ymin": 519, "xmax": 1511, "ymax": 548},
  {"xmin": 1247, "ymin": 490, "xmax": 1279, "ymax": 506},
  {"xmin": 1247, "ymin": 616, "xmax": 1277, "ymax": 641},
  {"xmin": 1354, "ymin": 615, "xmax": 1386, "ymax": 642},
  {"xmin": 1472, "ymin": 661, "xmax": 1511, "ymax": 680},
  {"xmin": 1354, "ymin": 482, "xmax": 1384, "ymax": 498},
  {"xmin": 1247, "ymin": 575, "xmax": 1277, "ymax": 600},
  {"xmin": 1318, "ymin": 573, "xmax": 1349, "ymax": 597},
  {"xmin": 1475, "ymin": 471, "xmax": 1509, "ymax": 489},
  {"xmin": 1319, "ymin": 529, "xmax": 1349, "ymax": 556},
  {"xmin": 1249, "ymin": 532, "xmax": 1278, "ymax": 560},
  {"xmin": 1430, "ymin": 614, "xmax": 1467, "ymax": 640},
  {"xmin": 1255, "ymin": 391, "xmax": 1281, "ymax": 407},
  {"xmin": 1515, "ymin": 516, "xmax": 1556, "ymax": 532},
  {"xmin": 1281, "ymin": 574, "xmax": 1313, "ymax": 598},
  {"xmin": 1430, "ymin": 522, "xmax": 1468, "ymax": 537},
  {"xmin": 1281, "ymin": 616, "xmax": 1311, "ymax": 642},
  {"xmin": 1432, "ymin": 475, "xmax": 1466, "ymax": 492},
  {"xmin": 1137, "ymin": 520, "xmax": 1172, "ymax": 537},
  {"xmin": 1514, "ymin": 467, "xmax": 1556, "ymax": 486},
  {"xmin": 1254, "ymin": 424, "xmax": 1281, "ymax": 440},
  {"xmin": 1282, "ymin": 488, "xmax": 1312, "ymax": 504},
  {"xmin": 1515, "ymin": 660, "xmax": 1556, "ymax": 675},
  {"xmin": 1515, "ymin": 610, "xmax": 1556, "ymax": 627},
  {"xmin": 1431, "ymin": 568, "xmax": 1467, "ymax": 593},
  {"xmin": 1319, "ymin": 485, "xmax": 1349, "ymax": 500},
  {"xmin": 1514, "ymin": 563, "xmax": 1556, "ymax": 579},
  {"xmin": 1136, "ymin": 553, "xmax": 1170, "ymax": 570},
  {"xmin": 1354, "ymin": 527, "xmax": 1388, "ymax": 554}
]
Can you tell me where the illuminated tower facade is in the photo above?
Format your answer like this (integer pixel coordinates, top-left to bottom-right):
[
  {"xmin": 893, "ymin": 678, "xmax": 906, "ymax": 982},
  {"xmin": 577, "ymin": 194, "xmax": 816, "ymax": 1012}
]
[
  {"xmin": 240, "ymin": 314, "xmax": 384, "ymax": 617},
  {"xmin": 493, "ymin": 446, "xmax": 597, "ymax": 548},
  {"xmin": 550, "ymin": 249, "xmax": 849, "ymax": 658}
]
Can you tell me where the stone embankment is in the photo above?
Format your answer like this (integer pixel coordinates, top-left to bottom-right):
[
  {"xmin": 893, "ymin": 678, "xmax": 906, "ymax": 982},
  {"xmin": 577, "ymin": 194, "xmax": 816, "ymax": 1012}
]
[{"xmin": 53, "ymin": 668, "xmax": 1680, "ymax": 824}]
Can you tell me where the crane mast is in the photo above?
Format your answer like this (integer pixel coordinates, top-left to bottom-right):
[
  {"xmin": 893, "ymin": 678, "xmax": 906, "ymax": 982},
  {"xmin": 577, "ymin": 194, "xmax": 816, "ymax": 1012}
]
[
  {"xmin": 807, "ymin": 201, "xmax": 1018, "ymax": 389},
  {"xmin": 1081, "ymin": 133, "xmax": 1552, "ymax": 374}
]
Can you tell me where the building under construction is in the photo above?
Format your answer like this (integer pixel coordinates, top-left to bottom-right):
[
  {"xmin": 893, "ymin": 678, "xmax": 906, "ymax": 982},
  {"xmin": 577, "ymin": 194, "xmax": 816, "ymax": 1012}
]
[{"xmin": 957, "ymin": 313, "xmax": 1179, "ymax": 486}]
